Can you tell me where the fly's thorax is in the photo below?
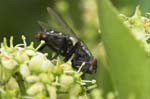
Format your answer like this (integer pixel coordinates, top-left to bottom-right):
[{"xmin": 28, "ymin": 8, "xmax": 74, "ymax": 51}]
[
  {"xmin": 79, "ymin": 42, "xmax": 93, "ymax": 58},
  {"xmin": 43, "ymin": 30, "xmax": 61, "ymax": 42},
  {"xmin": 69, "ymin": 36, "xmax": 78, "ymax": 45}
]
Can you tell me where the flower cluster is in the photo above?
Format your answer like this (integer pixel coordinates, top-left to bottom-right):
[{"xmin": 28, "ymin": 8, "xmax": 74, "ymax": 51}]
[
  {"xmin": 0, "ymin": 36, "xmax": 103, "ymax": 99},
  {"xmin": 121, "ymin": 6, "xmax": 150, "ymax": 53}
]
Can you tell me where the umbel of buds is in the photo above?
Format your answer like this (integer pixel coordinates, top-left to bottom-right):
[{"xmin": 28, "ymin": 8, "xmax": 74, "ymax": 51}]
[
  {"xmin": 0, "ymin": 36, "xmax": 103, "ymax": 99},
  {"xmin": 121, "ymin": 6, "xmax": 150, "ymax": 53}
]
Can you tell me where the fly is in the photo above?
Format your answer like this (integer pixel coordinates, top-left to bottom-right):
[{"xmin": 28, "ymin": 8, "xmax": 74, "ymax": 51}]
[{"xmin": 36, "ymin": 7, "xmax": 97, "ymax": 74}]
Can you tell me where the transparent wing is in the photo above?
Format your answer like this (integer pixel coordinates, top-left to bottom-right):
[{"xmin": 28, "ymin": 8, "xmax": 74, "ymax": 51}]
[
  {"xmin": 46, "ymin": 7, "xmax": 93, "ymax": 56},
  {"xmin": 40, "ymin": 7, "xmax": 93, "ymax": 57},
  {"xmin": 47, "ymin": 7, "xmax": 78, "ymax": 39},
  {"xmin": 38, "ymin": 21, "xmax": 50, "ymax": 32}
]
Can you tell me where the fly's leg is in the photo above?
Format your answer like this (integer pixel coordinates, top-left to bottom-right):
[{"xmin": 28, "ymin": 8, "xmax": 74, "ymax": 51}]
[
  {"xmin": 63, "ymin": 41, "xmax": 81, "ymax": 62},
  {"xmin": 71, "ymin": 60, "xmax": 90, "ymax": 79},
  {"xmin": 38, "ymin": 43, "xmax": 60, "ymax": 60},
  {"xmin": 37, "ymin": 43, "xmax": 46, "ymax": 51},
  {"xmin": 71, "ymin": 60, "xmax": 89, "ymax": 79},
  {"xmin": 72, "ymin": 60, "xmax": 90, "ymax": 73},
  {"xmin": 51, "ymin": 50, "xmax": 61, "ymax": 59}
]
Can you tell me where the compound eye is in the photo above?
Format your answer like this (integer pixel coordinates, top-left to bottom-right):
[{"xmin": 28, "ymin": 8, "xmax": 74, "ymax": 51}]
[
  {"xmin": 92, "ymin": 58, "xmax": 97, "ymax": 67},
  {"xmin": 36, "ymin": 32, "xmax": 46, "ymax": 40},
  {"xmin": 91, "ymin": 58, "xmax": 97, "ymax": 72},
  {"xmin": 36, "ymin": 32, "xmax": 43, "ymax": 40}
]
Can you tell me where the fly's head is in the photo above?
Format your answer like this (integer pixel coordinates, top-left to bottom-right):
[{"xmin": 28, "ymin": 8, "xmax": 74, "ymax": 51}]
[
  {"xmin": 88, "ymin": 58, "xmax": 97, "ymax": 73},
  {"xmin": 82, "ymin": 58, "xmax": 97, "ymax": 74},
  {"xmin": 36, "ymin": 30, "xmax": 51, "ymax": 42},
  {"xmin": 36, "ymin": 31, "xmax": 44, "ymax": 41}
]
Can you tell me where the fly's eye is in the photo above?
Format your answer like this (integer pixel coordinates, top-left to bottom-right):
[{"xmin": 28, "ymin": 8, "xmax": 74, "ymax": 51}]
[
  {"xmin": 36, "ymin": 32, "xmax": 47, "ymax": 40},
  {"xmin": 92, "ymin": 58, "xmax": 97, "ymax": 67},
  {"xmin": 91, "ymin": 58, "xmax": 97, "ymax": 72},
  {"xmin": 36, "ymin": 32, "xmax": 43, "ymax": 40}
]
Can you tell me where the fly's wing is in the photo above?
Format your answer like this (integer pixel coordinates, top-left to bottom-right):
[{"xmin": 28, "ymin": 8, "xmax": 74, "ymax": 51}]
[
  {"xmin": 38, "ymin": 21, "xmax": 50, "ymax": 32},
  {"xmin": 47, "ymin": 7, "xmax": 93, "ymax": 56},
  {"xmin": 47, "ymin": 7, "xmax": 78, "ymax": 40}
]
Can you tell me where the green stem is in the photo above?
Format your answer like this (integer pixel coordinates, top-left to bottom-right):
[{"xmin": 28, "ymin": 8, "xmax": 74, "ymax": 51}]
[{"xmin": 14, "ymin": 73, "xmax": 26, "ymax": 97}]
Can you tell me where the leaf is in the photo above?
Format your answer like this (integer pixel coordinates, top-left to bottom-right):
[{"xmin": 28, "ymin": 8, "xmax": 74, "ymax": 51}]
[
  {"xmin": 97, "ymin": 0, "xmax": 150, "ymax": 99},
  {"xmin": 94, "ymin": 44, "xmax": 115, "ymax": 97}
]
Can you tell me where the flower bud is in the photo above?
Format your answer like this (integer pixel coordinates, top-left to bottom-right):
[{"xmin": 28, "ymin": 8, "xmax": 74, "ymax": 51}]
[
  {"xmin": 29, "ymin": 54, "xmax": 45, "ymax": 73},
  {"xmin": 91, "ymin": 89, "xmax": 103, "ymax": 99},
  {"xmin": 7, "ymin": 77, "xmax": 19, "ymax": 90},
  {"xmin": 27, "ymin": 83, "xmax": 44, "ymax": 95},
  {"xmin": 14, "ymin": 51, "xmax": 29, "ymax": 63},
  {"xmin": 107, "ymin": 92, "xmax": 115, "ymax": 99},
  {"xmin": 39, "ymin": 73, "xmax": 51, "ymax": 84},
  {"xmin": 20, "ymin": 63, "xmax": 30, "ymax": 78},
  {"xmin": 33, "ymin": 92, "xmax": 47, "ymax": 99},
  {"xmin": 69, "ymin": 84, "xmax": 82, "ymax": 98},
  {"xmin": 25, "ymin": 50, "xmax": 36, "ymax": 56},
  {"xmin": 26, "ymin": 75, "xmax": 40, "ymax": 83},
  {"xmin": 41, "ymin": 60, "xmax": 54, "ymax": 73},
  {"xmin": 1, "ymin": 89, "xmax": 16, "ymax": 99},
  {"xmin": 59, "ymin": 74, "xmax": 74, "ymax": 91},
  {"xmin": 47, "ymin": 85, "xmax": 57, "ymax": 99},
  {"xmin": 60, "ymin": 63, "xmax": 73, "ymax": 72},
  {"xmin": 1, "ymin": 56, "xmax": 18, "ymax": 70},
  {"xmin": 0, "ymin": 65, "xmax": 12, "ymax": 81},
  {"xmin": 53, "ymin": 65, "xmax": 63, "ymax": 75}
]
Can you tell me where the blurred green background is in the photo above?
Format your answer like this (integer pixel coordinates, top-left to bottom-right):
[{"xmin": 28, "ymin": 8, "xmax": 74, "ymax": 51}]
[
  {"xmin": 0, "ymin": 0, "xmax": 148, "ymax": 45},
  {"xmin": 1, "ymin": 0, "xmax": 150, "ymax": 98},
  {"xmin": 1, "ymin": 0, "xmax": 150, "ymax": 45}
]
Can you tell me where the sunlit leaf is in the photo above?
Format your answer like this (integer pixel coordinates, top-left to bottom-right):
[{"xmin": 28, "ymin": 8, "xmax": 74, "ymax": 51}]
[{"xmin": 97, "ymin": 0, "xmax": 150, "ymax": 98}]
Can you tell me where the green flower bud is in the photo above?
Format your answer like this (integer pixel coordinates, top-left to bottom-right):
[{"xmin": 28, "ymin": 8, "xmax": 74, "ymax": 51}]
[
  {"xmin": 25, "ymin": 75, "xmax": 40, "ymax": 83},
  {"xmin": 39, "ymin": 73, "xmax": 51, "ymax": 84},
  {"xmin": 0, "ymin": 65, "xmax": 12, "ymax": 81},
  {"xmin": 29, "ymin": 54, "xmax": 45, "ymax": 73},
  {"xmin": 53, "ymin": 65, "xmax": 63, "ymax": 75},
  {"xmin": 107, "ymin": 92, "xmax": 115, "ymax": 99},
  {"xmin": 1, "ymin": 89, "xmax": 16, "ymax": 99},
  {"xmin": 69, "ymin": 84, "xmax": 82, "ymax": 98},
  {"xmin": 47, "ymin": 85, "xmax": 57, "ymax": 99},
  {"xmin": 91, "ymin": 89, "xmax": 103, "ymax": 99},
  {"xmin": 14, "ymin": 48, "xmax": 29, "ymax": 63},
  {"xmin": 59, "ymin": 74, "xmax": 74, "ymax": 91},
  {"xmin": 73, "ymin": 72, "xmax": 82, "ymax": 81},
  {"xmin": 20, "ymin": 63, "xmax": 30, "ymax": 78},
  {"xmin": 27, "ymin": 82, "xmax": 44, "ymax": 96},
  {"xmin": 1, "ymin": 56, "xmax": 18, "ymax": 70},
  {"xmin": 7, "ymin": 78, "xmax": 19, "ymax": 90},
  {"xmin": 33, "ymin": 92, "xmax": 47, "ymax": 99},
  {"xmin": 41, "ymin": 60, "xmax": 54, "ymax": 73},
  {"xmin": 25, "ymin": 50, "xmax": 36, "ymax": 56},
  {"xmin": 60, "ymin": 63, "xmax": 73, "ymax": 72}
]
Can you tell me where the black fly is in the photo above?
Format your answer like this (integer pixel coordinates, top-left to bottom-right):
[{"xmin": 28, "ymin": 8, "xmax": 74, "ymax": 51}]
[{"xmin": 36, "ymin": 7, "xmax": 97, "ymax": 74}]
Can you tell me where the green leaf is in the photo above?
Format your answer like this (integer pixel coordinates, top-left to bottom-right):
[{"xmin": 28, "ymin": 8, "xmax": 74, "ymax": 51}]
[
  {"xmin": 97, "ymin": 0, "xmax": 150, "ymax": 99},
  {"xmin": 94, "ymin": 44, "xmax": 115, "ymax": 97}
]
